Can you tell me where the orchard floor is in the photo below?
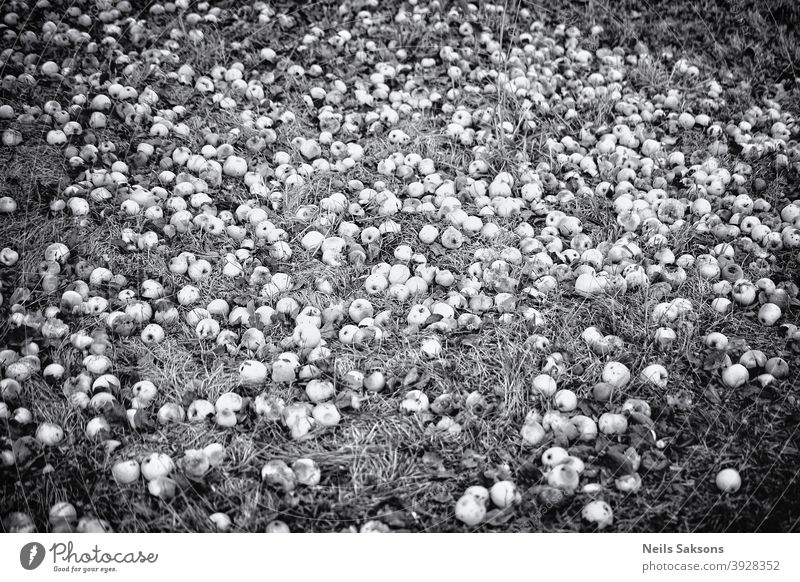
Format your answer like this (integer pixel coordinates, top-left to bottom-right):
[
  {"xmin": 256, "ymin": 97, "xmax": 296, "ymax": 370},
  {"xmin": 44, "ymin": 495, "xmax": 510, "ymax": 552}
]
[{"xmin": 0, "ymin": 0, "xmax": 799, "ymax": 533}]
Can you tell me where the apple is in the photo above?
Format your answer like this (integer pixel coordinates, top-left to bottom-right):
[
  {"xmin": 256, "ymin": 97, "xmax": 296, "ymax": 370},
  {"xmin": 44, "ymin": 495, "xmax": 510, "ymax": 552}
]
[
  {"xmin": 712, "ymin": 298, "xmax": 732, "ymax": 313},
  {"xmin": 180, "ymin": 449, "xmax": 211, "ymax": 478},
  {"xmin": 705, "ymin": 332, "xmax": 728, "ymax": 350},
  {"xmin": 556, "ymin": 454, "xmax": 583, "ymax": 476},
  {"xmin": 348, "ymin": 298, "xmax": 374, "ymax": 323},
  {"xmin": 721, "ymin": 364, "xmax": 749, "ymax": 388},
  {"xmin": 521, "ymin": 419, "xmax": 546, "ymax": 445},
  {"xmin": 419, "ymin": 224, "xmax": 439, "ymax": 244},
  {"xmin": 157, "ymin": 403, "xmax": 185, "ymax": 425},
  {"xmin": 112, "ymin": 459, "xmax": 141, "ymax": 484},
  {"xmin": 640, "ymin": 364, "xmax": 668, "ymax": 388},
  {"xmin": 216, "ymin": 392, "xmax": 243, "ymax": 413},
  {"xmin": 716, "ymin": 468, "xmax": 742, "ymax": 493},
  {"xmin": 3, "ymin": 512, "xmax": 35, "ymax": 533},
  {"xmin": 204, "ymin": 443, "xmax": 226, "ymax": 467},
  {"xmin": 615, "ymin": 473, "xmax": 643, "ymax": 493},
  {"xmin": 602, "ymin": 361, "xmax": 631, "ymax": 387},
  {"xmin": 598, "ymin": 413, "xmax": 628, "ymax": 435},
  {"xmin": 765, "ymin": 357, "xmax": 789, "ymax": 379},
  {"xmin": 654, "ymin": 327, "xmax": 677, "ymax": 349},
  {"xmin": 132, "ymin": 380, "xmax": 158, "ymax": 405},
  {"xmin": 739, "ymin": 350, "xmax": 766, "ymax": 369},
  {"xmin": 272, "ymin": 355, "xmax": 298, "ymax": 383},
  {"xmin": 554, "ymin": 389, "xmax": 577, "ymax": 412},
  {"xmin": 407, "ymin": 304, "xmax": 432, "ymax": 326},
  {"xmin": 400, "ymin": 390, "xmax": 429, "ymax": 413},
  {"xmin": 240, "ymin": 360, "xmax": 268, "ymax": 385},
  {"xmin": 541, "ymin": 446, "xmax": 569, "ymax": 468},
  {"xmin": 187, "ymin": 399, "xmax": 215, "ymax": 421},
  {"xmin": 435, "ymin": 269, "xmax": 455, "ymax": 287},
  {"xmin": 140, "ymin": 323, "xmax": 165, "ymax": 344},
  {"xmin": 490, "ymin": 481, "xmax": 518, "ymax": 508},
  {"xmin": 49, "ymin": 502, "xmax": 78, "ymax": 527},
  {"xmin": 261, "ymin": 460, "xmax": 297, "ymax": 492},
  {"xmin": 455, "ymin": 494, "xmax": 486, "ymax": 526},
  {"xmin": 36, "ymin": 422, "xmax": 64, "ymax": 446},
  {"xmin": 0, "ymin": 247, "xmax": 19, "ymax": 266},
  {"xmin": 209, "ymin": 512, "xmax": 233, "ymax": 531},
  {"xmin": 0, "ymin": 196, "xmax": 18, "ymax": 214},
  {"xmin": 757, "ymin": 374, "xmax": 776, "ymax": 387},
  {"xmin": 571, "ymin": 415, "xmax": 599, "ymax": 441},
  {"xmin": 292, "ymin": 458, "xmax": 321, "ymax": 486},
  {"xmin": 85, "ymin": 417, "xmax": 111, "ymax": 440},
  {"xmin": 758, "ymin": 303, "xmax": 781, "ymax": 326},
  {"xmin": 306, "ymin": 379, "xmax": 335, "ymax": 403},
  {"xmin": 141, "ymin": 452, "xmax": 175, "ymax": 481},
  {"xmin": 732, "ymin": 280, "xmax": 757, "ymax": 305},
  {"xmin": 441, "ymin": 226, "xmax": 464, "ymax": 249},
  {"xmin": 364, "ymin": 273, "xmax": 388, "ymax": 295},
  {"xmin": 364, "ymin": 370, "xmax": 386, "ymax": 392},
  {"xmin": 148, "ymin": 477, "xmax": 177, "ymax": 500},
  {"xmin": 532, "ymin": 373, "xmax": 557, "ymax": 397},
  {"xmin": 420, "ymin": 337, "xmax": 442, "ymax": 358},
  {"xmin": 215, "ymin": 408, "xmax": 238, "ymax": 428},
  {"xmin": 575, "ymin": 272, "xmax": 604, "ymax": 297},
  {"xmin": 591, "ymin": 382, "xmax": 615, "ymax": 402},
  {"xmin": 547, "ymin": 464, "xmax": 580, "ymax": 491},
  {"xmin": 312, "ymin": 402, "xmax": 341, "ymax": 426},
  {"xmin": 266, "ymin": 520, "xmax": 291, "ymax": 533},
  {"xmin": 582, "ymin": 500, "xmax": 613, "ymax": 529}
]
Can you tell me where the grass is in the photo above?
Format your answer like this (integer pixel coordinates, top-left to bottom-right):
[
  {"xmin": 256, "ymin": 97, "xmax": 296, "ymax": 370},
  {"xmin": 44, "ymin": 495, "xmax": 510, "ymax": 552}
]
[{"xmin": 1, "ymin": 0, "xmax": 800, "ymax": 533}]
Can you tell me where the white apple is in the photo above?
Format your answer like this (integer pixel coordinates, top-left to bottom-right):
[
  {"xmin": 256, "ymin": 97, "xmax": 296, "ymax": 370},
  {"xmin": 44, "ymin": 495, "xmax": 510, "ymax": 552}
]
[
  {"xmin": 640, "ymin": 364, "xmax": 668, "ymax": 388},
  {"xmin": 420, "ymin": 337, "xmax": 442, "ymax": 358},
  {"xmin": 306, "ymin": 379, "xmax": 335, "ymax": 403},
  {"xmin": 348, "ymin": 298, "xmax": 374, "ymax": 323},
  {"xmin": 602, "ymin": 361, "xmax": 630, "ymax": 387},
  {"xmin": 209, "ymin": 512, "xmax": 233, "ymax": 531},
  {"xmin": 292, "ymin": 458, "xmax": 321, "ymax": 486},
  {"xmin": 157, "ymin": 403, "xmax": 185, "ymax": 425},
  {"xmin": 554, "ymin": 389, "xmax": 577, "ymax": 412},
  {"xmin": 312, "ymin": 402, "xmax": 341, "ymax": 426},
  {"xmin": 582, "ymin": 500, "xmax": 613, "ymax": 529},
  {"xmin": 547, "ymin": 464, "xmax": 580, "ymax": 491},
  {"xmin": 187, "ymin": 399, "xmax": 215, "ymax": 421},
  {"xmin": 261, "ymin": 460, "xmax": 297, "ymax": 492},
  {"xmin": 239, "ymin": 360, "xmax": 268, "ymax": 385},
  {"xmin": 112, "ymin": 459, "xmax": 141, "ymax": 484},
  {"xmin": 141, "ymin": 452, "xmax": 175, "ymax": 481},
  {"xmin": 455, "ymin": 494, "xmax": 486, "ymax": 526},
  {"xmin": 758, "ymin": 303, "xmax": 781, "ymax": 326},
  {"xmin": 36, "ymin": 422, "xmax": 64, "ymax": 446},
  {"xmin": 490, "ymin": 481, "xmax": 517, "ymax": 508},
  {"xmin": 571, "ymin": 415, "xmax": 599, "ymax": 441},
  {"xmin": 180, "ymin": 449, "xmax": 211, "ymax": 478},
  {"xmin": 532, "ymin": 373, "xmax": 557, "ymax": 397},
  {"xmin": 49, "ymin": 502, "xmax": 77, "ymax": 527},
  {"xmin": 716, "ymin": 468, "xmax": 741, "ymax": 493},
  {"xmin": 654, "ymin": 327, "xmax": 676, "ymax": 349},
  {"xmin": 721, "ymin": 364, "xmax": 749, "ymax": 388},
  {"xmin": 266, "ymin": 520, "xmax": 290, "ymax": 533},
  {"xmin": 148, "ymin": 477, "xmax": 177, "ymax": 500},
  {"xmin": 400, "ymin": 390, "xmax": 429, "ymax": 413},
  {"xmin": 364, "ymin": 370, "xmax": 386, "ymax": 392},
  {"xmin": 541, "ymin": 446, "xmax": 569, "ymax": 468},
  {"xmin": 598, "ymin": 413, "xmax": 628, "ymax": 435}
]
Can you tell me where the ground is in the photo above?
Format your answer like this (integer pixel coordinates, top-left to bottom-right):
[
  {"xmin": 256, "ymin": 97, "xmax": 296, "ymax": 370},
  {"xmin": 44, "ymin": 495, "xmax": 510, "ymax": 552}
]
[{"xmin": 0, "ymin": 0, "xmax": 799, "ymax": 533}]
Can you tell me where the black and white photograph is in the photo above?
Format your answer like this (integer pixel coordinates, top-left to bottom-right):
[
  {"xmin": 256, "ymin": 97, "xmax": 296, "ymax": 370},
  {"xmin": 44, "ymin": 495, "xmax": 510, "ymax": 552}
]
[{"xmin": 0, "ymin": 0, "xmax": 799, "ymax": 570}]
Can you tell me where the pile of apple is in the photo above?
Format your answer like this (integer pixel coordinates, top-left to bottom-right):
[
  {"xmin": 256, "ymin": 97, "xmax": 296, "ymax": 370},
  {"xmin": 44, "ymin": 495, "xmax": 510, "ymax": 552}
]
[{"xmin": 1, "ymin": 0, "xmax": 798, "ymax": 532}]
